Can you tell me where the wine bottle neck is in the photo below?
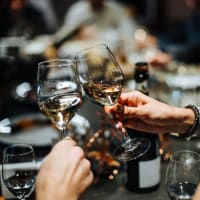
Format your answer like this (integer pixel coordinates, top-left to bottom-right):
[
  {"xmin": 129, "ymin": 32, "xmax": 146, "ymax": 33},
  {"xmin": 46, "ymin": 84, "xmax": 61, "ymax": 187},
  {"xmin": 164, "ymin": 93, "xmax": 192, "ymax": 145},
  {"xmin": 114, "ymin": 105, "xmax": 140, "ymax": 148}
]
[{"xmin": 134, "ymin": 62, "xmax": 149, "ymax": 95}]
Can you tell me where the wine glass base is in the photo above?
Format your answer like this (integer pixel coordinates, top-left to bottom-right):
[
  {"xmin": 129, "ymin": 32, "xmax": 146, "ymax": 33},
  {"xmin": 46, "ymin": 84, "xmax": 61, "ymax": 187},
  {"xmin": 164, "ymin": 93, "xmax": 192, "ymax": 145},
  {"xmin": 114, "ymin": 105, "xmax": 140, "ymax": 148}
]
[{"xmin": 114, "ymin": 138, "xmax": 151, "ymax": 162}]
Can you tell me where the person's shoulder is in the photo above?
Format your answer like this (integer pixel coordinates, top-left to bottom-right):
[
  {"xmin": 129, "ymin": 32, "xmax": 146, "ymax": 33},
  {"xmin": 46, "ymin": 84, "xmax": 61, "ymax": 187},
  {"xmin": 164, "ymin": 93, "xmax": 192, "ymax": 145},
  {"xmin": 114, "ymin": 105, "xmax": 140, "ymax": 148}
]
[{"xmin": 64, "ymin": 0, "xmax": 90, "ymax": 25}]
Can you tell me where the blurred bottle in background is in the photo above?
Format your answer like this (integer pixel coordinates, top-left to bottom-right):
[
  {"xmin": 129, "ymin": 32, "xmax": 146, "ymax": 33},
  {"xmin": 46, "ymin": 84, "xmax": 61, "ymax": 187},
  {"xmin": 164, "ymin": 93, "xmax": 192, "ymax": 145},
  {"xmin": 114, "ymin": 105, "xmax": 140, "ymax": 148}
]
[{"xmin": 125, "ymin": 62, "xmax": 161, "ymax": 193}]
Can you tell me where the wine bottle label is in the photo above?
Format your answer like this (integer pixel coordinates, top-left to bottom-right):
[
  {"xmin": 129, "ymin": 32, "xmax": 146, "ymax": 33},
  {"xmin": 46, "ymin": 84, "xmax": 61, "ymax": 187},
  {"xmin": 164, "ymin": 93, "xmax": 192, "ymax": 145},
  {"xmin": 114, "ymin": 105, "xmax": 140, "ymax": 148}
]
[{"xmin": 139, "ymin": 156, "xmax": 161, "ymax": 188}]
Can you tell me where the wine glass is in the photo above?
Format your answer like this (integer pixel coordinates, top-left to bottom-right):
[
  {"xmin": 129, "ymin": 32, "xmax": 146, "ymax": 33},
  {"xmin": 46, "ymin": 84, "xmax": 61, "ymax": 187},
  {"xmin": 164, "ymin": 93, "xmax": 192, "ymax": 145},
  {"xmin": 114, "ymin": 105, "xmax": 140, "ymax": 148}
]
[
  {"xmin": 37, "ymin": 59, "xmax": 83, "ymax": 139},
  {"xmin": 2, "ymin": 144, "xmax": 36, "ymax": 200},
  {"xmin": 75, "ymin": 44, "xmax": 150, "ymax": 161},
  {"xmin": 165, "ymin": 150, "xmax": 200, "ymax": 200}
]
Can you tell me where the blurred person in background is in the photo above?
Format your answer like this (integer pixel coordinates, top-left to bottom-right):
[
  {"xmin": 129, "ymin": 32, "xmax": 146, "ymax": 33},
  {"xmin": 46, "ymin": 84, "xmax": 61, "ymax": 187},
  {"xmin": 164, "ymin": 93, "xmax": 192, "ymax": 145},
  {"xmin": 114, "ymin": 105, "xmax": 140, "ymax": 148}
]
[
  {"xmin": 116, "ymin": 0, "xmax": 161, "ymax": 31},
  {"xmin": 0, "ymin": 0, "xmax": 56, "ymax": 106},
  {"xmin": 52, "ymin": 0, "xmax": 138, "ymax": 48},
  {"xmin": 0, "ymin": 0, "xmax": 62, "ymax": 78},
  {"xmin": 29, "ymin": 0, "xmax": 59, "ymax": 34},
  {"xmin": 138, "ymin": 0, "xmax": 200, "ymax": 66},
  {"xmin": 0, "ymin": 0, "xmax": 52, "ymax": 39}
]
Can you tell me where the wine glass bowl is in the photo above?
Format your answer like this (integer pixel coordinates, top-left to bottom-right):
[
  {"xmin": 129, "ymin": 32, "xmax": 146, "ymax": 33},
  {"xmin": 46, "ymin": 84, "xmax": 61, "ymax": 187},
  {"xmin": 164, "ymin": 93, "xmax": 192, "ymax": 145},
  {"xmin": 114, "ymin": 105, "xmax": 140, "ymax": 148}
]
[
  {"xmin": 37, "ymin": 59, "xmax": 83, "ymax": 139},
  {"xmin": 2, "ymin": 144, "xmax": 36, "ymax": 200},
  {"xmin": 75, "ymin": 44, "xmax": 124, "ymax": 106},
  {"xmin": 75, "ymin": 44, "xmax": 151, "ymax": 161},
  {"xmin": 165, "ymin": 150, "xmax": 200, "ymax": 200}
]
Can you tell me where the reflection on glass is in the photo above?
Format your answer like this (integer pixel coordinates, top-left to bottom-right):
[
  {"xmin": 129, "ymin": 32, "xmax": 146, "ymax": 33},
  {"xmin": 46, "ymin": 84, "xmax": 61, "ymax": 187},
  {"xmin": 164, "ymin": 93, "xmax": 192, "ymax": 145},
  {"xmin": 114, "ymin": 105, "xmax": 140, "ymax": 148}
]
[{"xmin": 37, "ymin": 59, "xmax": 83, "ymax": 139}]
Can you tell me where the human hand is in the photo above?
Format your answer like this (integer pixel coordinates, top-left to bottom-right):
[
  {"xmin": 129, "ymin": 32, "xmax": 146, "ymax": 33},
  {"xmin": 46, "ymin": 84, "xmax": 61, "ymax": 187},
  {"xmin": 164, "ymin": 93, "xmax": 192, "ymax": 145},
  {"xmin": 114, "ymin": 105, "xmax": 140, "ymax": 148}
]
[
  {"xmin": 104, "ymin": 91, "xmax": 194, "ymax": 135},
  {"xmin": 148, "ymin": 50, "xmax": 172, "ymax": 68},
  {"xmin": 135, "ymin": 34, "xmax": 157, "ymax": 50},
  {"xmin": 36, "ymin": 137, "xmax": 93, "ymax": 200}
]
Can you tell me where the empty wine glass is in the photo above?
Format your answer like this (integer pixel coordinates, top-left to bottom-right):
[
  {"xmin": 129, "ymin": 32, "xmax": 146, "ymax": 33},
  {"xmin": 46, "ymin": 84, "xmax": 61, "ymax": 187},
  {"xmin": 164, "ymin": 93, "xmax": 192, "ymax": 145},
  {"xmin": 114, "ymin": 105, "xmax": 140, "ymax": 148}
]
[
  {"xmin": 75, "ymin": 44, "xmax": 150, "ymax": 161},
  {"xmin": 165, "ymin": 150, "xmax": 200, "ymax": 200},
  {"xmin": 37, "ymin": 59, "xmax": 83, "ymax": 139},
  {"xmin": 2, "ymin": 144, "xmax": 36, "ymax": 200}
]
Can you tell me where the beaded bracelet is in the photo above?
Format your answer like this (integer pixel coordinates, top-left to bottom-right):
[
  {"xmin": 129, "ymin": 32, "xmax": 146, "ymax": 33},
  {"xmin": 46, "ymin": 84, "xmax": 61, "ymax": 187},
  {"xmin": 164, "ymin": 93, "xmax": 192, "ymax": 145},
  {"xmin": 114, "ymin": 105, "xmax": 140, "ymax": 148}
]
[{"xmin": 179, "ymin": 104, "xmax": 200, "ymax": 139}]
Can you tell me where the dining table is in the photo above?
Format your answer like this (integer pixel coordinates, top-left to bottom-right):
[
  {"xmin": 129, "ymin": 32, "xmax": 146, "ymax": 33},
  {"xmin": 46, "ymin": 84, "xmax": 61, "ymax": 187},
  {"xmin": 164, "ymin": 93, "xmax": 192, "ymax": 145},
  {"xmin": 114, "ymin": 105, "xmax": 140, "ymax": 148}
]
[
  {"xmin": 1, "ymin": 96, "xmax": 200, "ymax": 200},
  {"xmin": 1, "ymin": 38, "xmax": 200, "ymax": 199}
]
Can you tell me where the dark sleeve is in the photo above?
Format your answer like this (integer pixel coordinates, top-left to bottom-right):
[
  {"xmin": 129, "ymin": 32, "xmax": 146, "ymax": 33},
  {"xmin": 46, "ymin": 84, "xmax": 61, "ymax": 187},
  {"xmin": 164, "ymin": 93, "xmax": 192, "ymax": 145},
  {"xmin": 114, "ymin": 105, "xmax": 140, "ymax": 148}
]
[
  {"xmin": 158, "ymin": 14, "xmax": 200, "ymax": 64},
  {"xmin": 170, "ymin": 43, "xmax": 200, "ymax": 64}
]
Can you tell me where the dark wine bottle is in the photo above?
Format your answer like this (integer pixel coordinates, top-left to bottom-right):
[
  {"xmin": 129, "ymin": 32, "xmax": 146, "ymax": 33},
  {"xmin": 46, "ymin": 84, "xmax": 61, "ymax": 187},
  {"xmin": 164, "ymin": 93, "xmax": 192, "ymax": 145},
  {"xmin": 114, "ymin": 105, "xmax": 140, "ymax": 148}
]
[{"xmin": 125, "ymin": 62, "xmax": 161, "ymax": 193}]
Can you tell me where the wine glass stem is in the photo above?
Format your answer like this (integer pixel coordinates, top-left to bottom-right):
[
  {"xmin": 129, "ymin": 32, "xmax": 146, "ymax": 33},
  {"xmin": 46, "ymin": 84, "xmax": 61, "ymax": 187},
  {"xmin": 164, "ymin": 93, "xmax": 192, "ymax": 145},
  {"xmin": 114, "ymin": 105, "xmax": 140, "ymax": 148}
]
[
  {"xmin": 124, "ymin": 130, "xmax": 133, "ymax": 151},
  {"xmin": 124, "ymin": 129, "xmax": 131, "ymax": 140},
  {"xmin": 60, "ymin": 128, "xmax": 65, "ymax": 139}
]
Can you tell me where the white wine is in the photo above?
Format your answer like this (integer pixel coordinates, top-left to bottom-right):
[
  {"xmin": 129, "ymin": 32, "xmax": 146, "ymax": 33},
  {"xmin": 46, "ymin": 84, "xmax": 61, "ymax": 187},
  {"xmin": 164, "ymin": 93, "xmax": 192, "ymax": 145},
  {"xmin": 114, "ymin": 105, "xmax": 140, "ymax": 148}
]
[
  {"xmin": 83, "ymin": 81, "xmax": 122, "ymax": 106},
  {"xmin": 4, "ymin": 172, "xmax": 35, "ymax": 199},
  {"xmin": 38, "ymin": 93, "xmax": 82, "ymax": 130},
  {"xmin": 167, "ymin": 181, "xmax": 197, "ymax": 200}
]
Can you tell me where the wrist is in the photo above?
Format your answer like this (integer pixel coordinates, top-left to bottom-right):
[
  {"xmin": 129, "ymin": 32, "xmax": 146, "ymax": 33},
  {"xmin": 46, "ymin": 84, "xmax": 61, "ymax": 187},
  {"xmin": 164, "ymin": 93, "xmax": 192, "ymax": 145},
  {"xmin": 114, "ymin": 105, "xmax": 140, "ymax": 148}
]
[
  {"xmin": 173, "ymin": 106, "xmax": 195, "ymax": 135},
  {"xmin": 178, "ymin": 105, "xmax": 200, "ymax": 139}
]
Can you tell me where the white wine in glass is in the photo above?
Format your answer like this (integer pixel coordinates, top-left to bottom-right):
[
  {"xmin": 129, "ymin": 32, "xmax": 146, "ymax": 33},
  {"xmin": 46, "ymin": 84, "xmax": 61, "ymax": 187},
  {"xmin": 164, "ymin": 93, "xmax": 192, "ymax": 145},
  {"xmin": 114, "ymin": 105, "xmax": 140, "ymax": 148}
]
[
  {"xmin": 165, "ymin": 150, "xmax": 200, "ymax": 200},
  {"xmin": 2, "ymin": 144, "xmax": 36, "ymax": 200},
  {"xmin": 37, "ymin": 59, "xmax": 83, "ymax": 139},
  {"xmin": 75, "ymin": 44, "xmax": 150, "ymax": 161}
]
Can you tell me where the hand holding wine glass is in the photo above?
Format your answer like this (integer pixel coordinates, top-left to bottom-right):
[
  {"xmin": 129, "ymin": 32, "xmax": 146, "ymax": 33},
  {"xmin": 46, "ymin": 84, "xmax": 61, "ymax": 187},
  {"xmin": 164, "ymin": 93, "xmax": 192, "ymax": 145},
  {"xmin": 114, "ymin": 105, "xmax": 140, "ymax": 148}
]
[
  {"xmin": 37, "ymin": 59, "xmax": 83, "ymax": 139},
  {"xmin": 2, "ymin": 144, "xmax": 36, "ymax": 200},
  {"xmin": 75, "ymin": 44, "xmax": 150, "ymax": 161},
  {"xmin": 165, "ymin": 150, "xmax": 200, "ymax": 200}
]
